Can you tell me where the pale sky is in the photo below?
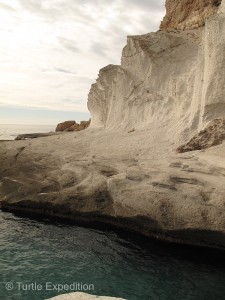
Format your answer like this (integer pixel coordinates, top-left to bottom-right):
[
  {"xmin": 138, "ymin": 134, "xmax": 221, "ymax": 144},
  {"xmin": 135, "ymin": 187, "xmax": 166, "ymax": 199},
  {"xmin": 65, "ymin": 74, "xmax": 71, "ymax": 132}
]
[{"xmin": 0, "ymin": 0, "xmax": 165, "ymax": 125}]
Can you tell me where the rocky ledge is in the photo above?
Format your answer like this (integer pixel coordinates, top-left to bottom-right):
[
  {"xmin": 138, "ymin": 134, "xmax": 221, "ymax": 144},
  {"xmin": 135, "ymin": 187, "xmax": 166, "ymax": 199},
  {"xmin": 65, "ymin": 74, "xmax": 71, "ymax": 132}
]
[{"xmin": 1, "ymin": 126, "xmax": 225, "ymax": 250}]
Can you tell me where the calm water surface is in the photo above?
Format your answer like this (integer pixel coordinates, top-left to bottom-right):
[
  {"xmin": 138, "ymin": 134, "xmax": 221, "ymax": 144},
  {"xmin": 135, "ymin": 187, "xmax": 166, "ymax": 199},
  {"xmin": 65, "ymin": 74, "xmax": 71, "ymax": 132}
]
[
  {"xmin": 0, "ymin": 210, "xmax": 225, "ymax": 300},
  {"xmin": 0, "ymin": 124, "xmax": 55, "ymax": 140}
]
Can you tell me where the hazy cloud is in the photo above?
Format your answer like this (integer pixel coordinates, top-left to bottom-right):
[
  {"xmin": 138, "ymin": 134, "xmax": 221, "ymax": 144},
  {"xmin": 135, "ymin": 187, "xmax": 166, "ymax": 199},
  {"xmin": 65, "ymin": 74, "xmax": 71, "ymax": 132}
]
[
  {"xmin": 18, "ymin": 0, "xmax": 42, "ymax": 13},
  {"xmin": 61, "ymin": 98, "xmax": 80, "ymax": 104},
  {"xmin": 55, "ymin": 68, "xmax": 77, "ymax": 75},
  {"xmin": 124, "ymin": 0, "xmax": 165, "ymax": 10},
  {"xmin": 0, "ymin": 0, "xmax": 165, "ymax": 113},
  {"xmin": 58, "ymin": 37, "xmax": 81, "ymax": 53},
  {"xmin": 18, "ymin": 0, "xmax": 59, "ymax": 19},
  {"xmin": 0, "ymin": 3, "xmax": 16, "ymax": 11},
  {"xmin": 90, "ymin": 42, "xmax": 109, "ymax": 57}
]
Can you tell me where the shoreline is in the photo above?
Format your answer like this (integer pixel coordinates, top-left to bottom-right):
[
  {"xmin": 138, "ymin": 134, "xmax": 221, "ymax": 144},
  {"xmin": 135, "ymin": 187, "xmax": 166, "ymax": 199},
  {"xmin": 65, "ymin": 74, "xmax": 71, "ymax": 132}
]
[
  {"xmin": 1, "ymin": 129, "xmax": 225, "ymax": 252},
  {"xmin": 0, "ymin": 131, "xmax": 66, "ymax": 142},
  {"xmin": 1, "ymin": 203, "xmax": 225, "ymax": 252}
]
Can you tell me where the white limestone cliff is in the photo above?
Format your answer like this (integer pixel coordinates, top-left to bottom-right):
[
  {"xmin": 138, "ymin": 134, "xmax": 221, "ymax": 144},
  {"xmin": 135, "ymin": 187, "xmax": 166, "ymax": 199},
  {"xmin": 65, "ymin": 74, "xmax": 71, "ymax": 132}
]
[{"xmin": 88, "ymin": 0, "xmax": 225, "ymax": 142}]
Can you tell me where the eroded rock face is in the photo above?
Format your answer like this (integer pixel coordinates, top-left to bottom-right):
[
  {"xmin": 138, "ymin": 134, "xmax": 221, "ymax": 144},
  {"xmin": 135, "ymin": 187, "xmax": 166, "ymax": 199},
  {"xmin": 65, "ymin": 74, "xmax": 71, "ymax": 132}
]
[
  {"xmin": 56, "ymin": 121, "xmax": 76, "ymax": 132},
  {"xmin": 88, "ymin": 0, "xmax": 225, "ymax": 142},
  {"xmin": 88, "ymin": 29, "xmax": 202, "ymax": 137},
  {"xmin": 160, "ymin": 0, "xmax": 222, "ymax": 30},
  {"xmin": 88, "ymin": 65, "xmax": 120, "ymax": 128},
  {"xmin": 177, "ymin": 118, "xmax": 225, "ymax": 152}
]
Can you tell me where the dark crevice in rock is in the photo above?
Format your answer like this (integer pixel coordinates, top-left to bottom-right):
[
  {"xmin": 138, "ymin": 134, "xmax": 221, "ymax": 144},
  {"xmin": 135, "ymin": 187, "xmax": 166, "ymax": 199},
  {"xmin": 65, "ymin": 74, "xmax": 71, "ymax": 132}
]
[
  {"xmin": 15, "ymin": 147, "xmax": 25, "ymax": 161},
  {"xmin": 213, "ymin": 0, "xmax": 222, "ymax": 7}
]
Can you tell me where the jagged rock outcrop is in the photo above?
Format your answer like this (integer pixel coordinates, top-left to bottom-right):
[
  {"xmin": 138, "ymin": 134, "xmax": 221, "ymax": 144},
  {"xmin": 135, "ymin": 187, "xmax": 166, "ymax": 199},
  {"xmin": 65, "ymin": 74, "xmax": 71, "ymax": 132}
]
[
  {"xmin": 68, "ymin": 120, "xmax": 91, "ymax": 132},
  {"xmin": 1, "ymin": 0, "xmax": 225, "ymax": 250},
  {"xmin": 160, "ymin": 0, "xmax": 222, "ymax": 30},
  {"xmin": 56, "ymin": 121, "xmax": 76, "ymax": 132},
  {"xmin": 88, "ymin": 65, "xmax": 120, "ymax": 128},
  {"xmin": 56, "ymin": 120, "xmax": 90, "ymax": 132}
]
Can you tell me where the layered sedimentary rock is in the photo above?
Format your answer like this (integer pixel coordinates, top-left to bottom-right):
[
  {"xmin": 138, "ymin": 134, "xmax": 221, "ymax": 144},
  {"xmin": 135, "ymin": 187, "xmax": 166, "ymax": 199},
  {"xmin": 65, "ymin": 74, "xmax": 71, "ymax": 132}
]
[
  {"xmin": 160, "ymin": 0, "xmax": 222, "ymax": 30},
  {"xmin": 1, "ymin": 0, "xmax": 225, "ymax": 249}
]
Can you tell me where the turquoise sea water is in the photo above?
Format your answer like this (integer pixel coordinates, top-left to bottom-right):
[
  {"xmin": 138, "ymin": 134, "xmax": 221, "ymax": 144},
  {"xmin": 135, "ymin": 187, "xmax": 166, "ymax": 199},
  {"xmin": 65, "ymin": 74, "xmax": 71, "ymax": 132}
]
[{"xmin": 0, "ymin": 210, "xmax": 225, "ymax": 300}]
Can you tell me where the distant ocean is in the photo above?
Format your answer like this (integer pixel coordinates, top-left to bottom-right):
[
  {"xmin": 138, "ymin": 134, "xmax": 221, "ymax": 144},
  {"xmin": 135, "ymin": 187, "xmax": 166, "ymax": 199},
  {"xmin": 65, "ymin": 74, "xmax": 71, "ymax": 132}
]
[{"xmin": 0, "ymin": 124, "xmax": 55, "ymax": 140}]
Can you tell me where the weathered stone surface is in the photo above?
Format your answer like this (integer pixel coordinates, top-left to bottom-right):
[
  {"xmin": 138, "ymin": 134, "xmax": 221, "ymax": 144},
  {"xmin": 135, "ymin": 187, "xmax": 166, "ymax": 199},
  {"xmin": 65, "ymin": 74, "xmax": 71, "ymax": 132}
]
[
  {"xmin": 177, "ymin": 118, "xmax": 225, "ymax": 152},
  {"xmin": 88, "ymin": 65, "xmax": 120, "ymax": 128},
  {"xmin": 68, "ymin": 120, "xmax": 91, "ymax": 132},
  {"xmin": 160, "ymin": 0, "xmax": 222, "ymax": 30},
  {"xmin": 88, "ymin": 29, "xmax": 201, "ymax": 134},
  {"xmin": 56, "ymin": 121, "xmax": 76, "ymax": 132},
  {"xmin": 88, "ymin": 0, "xmax": 225, "ymax": 136},
  {"xmin": 56, "ymin": 120, "xmax": 91, "ymax": 132},
  {"xmin": 48, "ymin": 292, "xmax": 126, "ymax": 300},
  {"xmin": 1, "ymin": 126, "xmax": 225, "ymax": 249}
]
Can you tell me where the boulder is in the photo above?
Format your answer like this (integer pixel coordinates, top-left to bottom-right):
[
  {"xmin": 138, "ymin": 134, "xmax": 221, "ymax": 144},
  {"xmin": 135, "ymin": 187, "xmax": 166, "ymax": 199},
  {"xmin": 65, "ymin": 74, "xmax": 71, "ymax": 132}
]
[
  {"xmin": 56, "ymin": 121, "xmax": 76, "ymax": 132},
  {"xmin": 56, "ymin": 120, "xmax": 91, "ymax": 132}
]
